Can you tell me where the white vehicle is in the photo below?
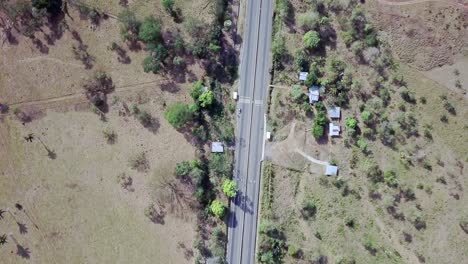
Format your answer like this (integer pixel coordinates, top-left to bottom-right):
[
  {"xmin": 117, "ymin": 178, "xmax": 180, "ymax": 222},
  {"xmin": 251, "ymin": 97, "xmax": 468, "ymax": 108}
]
[
  {"xmin": 238, "ymin": 108, "xmax": 242, "ymax": 115},
  {"xmin": 232, "ymin": 91, "xmax": 238, "ymax": 100}
]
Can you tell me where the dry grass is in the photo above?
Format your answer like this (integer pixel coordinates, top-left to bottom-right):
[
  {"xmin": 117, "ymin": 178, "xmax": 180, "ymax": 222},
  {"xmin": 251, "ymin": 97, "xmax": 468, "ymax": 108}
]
[{"xmin": 0, "ymin": 1, "xmax": 211, "ymax": 262}]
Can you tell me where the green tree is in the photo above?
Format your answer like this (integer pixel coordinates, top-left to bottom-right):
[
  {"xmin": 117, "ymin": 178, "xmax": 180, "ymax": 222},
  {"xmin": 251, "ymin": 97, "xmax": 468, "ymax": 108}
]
[
  {"xmin": 290, "ymin": 84, "xmax": 304, "ymax": 102},
  {"xmin": 210, "ymin": 200, "xmax": 226, "ymax": 217},
  {"xmin": 190, "ymin": 81, "xmax": 204, "ymax": 100},
  {"xmin": 138, "ymin": 16, "xmax": 162, "ymax": 43},
  {"xmin": 164, "ymin": 102, "xmax": 194, "ymax": 128},
  {"xmin": 303, "ymin": 30, "xmax": 320, "ymax": 49},
  {"xmin": 222, "ymin": 179, "xmax": 238, "ymax": 198},
  {"xmin": 312, "ymin": 111, "xmax": 326, "ymax": 139},
  {"xmin": 199, "ymin": 90, "xmax": 214, "ymax": 108},
  {"xmin": 345, "ymin": 117, "xmax": 358, "ymax": 129},
  {"xmin": 175, "ymin": 160, "xmax": 192, "ymax": 177}
]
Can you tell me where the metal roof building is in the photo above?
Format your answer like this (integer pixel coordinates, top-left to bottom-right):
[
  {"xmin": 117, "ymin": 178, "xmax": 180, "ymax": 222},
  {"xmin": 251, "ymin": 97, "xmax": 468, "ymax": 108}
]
[
  {"xmin": 329, "ymin": 123, "xmax": 341, "ymax": 137},
  {"xmin": 325, "ymin": 164, "xmax": 338, "ymax": 176},
  {"xmin": 299, "ymin": 72, "xmax": 308, "ymax": 81},
  {"xmin": 211, "ymin": 142, "xmax": 224, "ymax": 153},
  {"xmin": 328, "ymin": 106, "xmax": 341, "ymax": 119}
]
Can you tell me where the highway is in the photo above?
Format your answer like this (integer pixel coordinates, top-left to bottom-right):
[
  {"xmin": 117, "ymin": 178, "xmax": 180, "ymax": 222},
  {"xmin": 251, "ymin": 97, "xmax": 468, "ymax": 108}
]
[{"xmin": 227, "ymin": 0, "xmax": 274, "ymax": 263}]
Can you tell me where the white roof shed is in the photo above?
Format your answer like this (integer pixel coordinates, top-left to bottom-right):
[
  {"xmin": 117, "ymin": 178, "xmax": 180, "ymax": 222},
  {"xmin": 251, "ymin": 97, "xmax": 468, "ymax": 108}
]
[
  {"xmin": 308, "ymin": 86, "xmax": 320, "ymax": 103},
  {"xmin": 328, "ymin": 106, "xmax": 341, "ymax": 119},
  {"xmin": 329, "ymin": 123, "xmax": 341, "ymax": 137},
  {"xmin": 299, "ymin": 72, "xmax": 308, "ymax": 81},
  {"xmin": 325, "ymin": 164, "xmax": 338, "ymax": 176},
  {"xmin": 211, "ymin": 142, "xmax": 224, "ymax": 153}
]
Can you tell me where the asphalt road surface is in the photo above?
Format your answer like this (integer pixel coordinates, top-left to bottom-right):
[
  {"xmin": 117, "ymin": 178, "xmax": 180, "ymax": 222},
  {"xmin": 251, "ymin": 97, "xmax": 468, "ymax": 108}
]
[{"xmin": 226, "ymin": 0, "xmax": 274, "ymax": 263}]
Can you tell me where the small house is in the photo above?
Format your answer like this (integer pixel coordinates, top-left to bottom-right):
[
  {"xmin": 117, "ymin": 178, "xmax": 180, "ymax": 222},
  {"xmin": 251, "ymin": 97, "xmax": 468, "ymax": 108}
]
[
  {"xmin": 325, "ymin": 164, "xmax": 338, "ymax": 176},
  {"xmin": 211, "ymin": 142, "xmax": 224, "ymax": 153},
  {"xmin": 328, "ymin": 106, "xmax": 341, "ymax": 119},
  {"xmin": 299, "ymin": 72, "xmax": 308, "ymax": 81},
  {"xmin": 308, "ymin": 86, "xmax": 320, "ymax": 103},
  {"xmin": 329, "ymin": 123, "xmax": 341, "ymax": 137}
]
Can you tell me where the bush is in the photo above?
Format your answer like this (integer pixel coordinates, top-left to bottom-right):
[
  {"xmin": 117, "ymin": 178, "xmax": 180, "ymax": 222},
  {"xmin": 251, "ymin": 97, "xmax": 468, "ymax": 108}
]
[
  {"xmin": 287, "ymin": 244, "xmax": 302, "ymax": 258},
  {"xmin": 301, "ymin": 197, "xmax": 317, "ymax": 219},
  {"xmin": 128, "ymin": 152, "xmax": 149, "ymax": 172},
  {"xmin": 383, "ymin": 170, "xmax": 398, "ymax": 188},
  {"xmin": 345, "ymin": 117, "xmax": 358, "ymax": 129},
  {"xmin": 210, "ymin": 200, "xmax": 226, "ymax": 218},
  {"xmin": 357, "ymin": 138, "xmax": 368, "ymax": 152},
  {"xmin": 118, "ymin": 9, "xmax": 140, "ymax": 42},
  {"xmin": 298, "ymin": 12, "xmax": 320, "ymax": 31},
  {"xmin": 199, "ymin": 90, "xmax": 214, "ymax": 108},
  {"xmin": 142, "ymin": 44, "xmax": 167, "ymax": 73},
  {"xmin": 138, "ymin": 16, "xmax": 162, "ymax": 43},
  {"xmin": 222, "ymin": 179, "xmax": 238, "ymax": 198},
  {"xmin": 164, "ymin": 103, "xmax": 194, "ymax": 129},
  {"xmin": 175, "ymin": 160, "xmax": 192, "ymax": 177},
  {"xmin": 161, "ymin": 0, "xmax": 174, "ymax": 12},
  {"xmin": 103, "ymin": 128, "xmax": 117, "ymax": 144},
  {"xmin": 303, "ymin": 30, "xmax": 321, "ymax": 49},
  {"xmin": 361, "ymin": 111, "xmax": 372, "ymax": 125},
  {"xmin": 290, "ymin": 84, "xmax": 304, "ymax": 103}
]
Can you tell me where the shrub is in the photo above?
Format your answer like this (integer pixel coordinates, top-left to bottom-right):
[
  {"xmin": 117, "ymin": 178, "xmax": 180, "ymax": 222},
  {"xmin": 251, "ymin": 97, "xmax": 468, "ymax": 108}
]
[
  {"xmin": 175, "ymin": 161, "xmax": 192, "ymax": 177},
  {"xmin": 128, "ymin": 152, "xmax": 149, "ymax": 172},
  {"xmin": 272, "ymin": 34, "xmax": 286, "ymax": 68},
  {"xmin": 312, "ymin": 111, "xmax": 327, "ymax": 139},
  {"xmin": 161, "ymin": 0, "xmax": 174, "ymax": 13},
  {"xmin": 400, "ymin": 88, "xmax": 416, "ymax": 103},
  {"xmin": 298, "ymin": 12, "xmax": 320, "ymax": 31},
  {"xmin": 363, "ymin": 235, "xmax": 378, "ymax": 255},
  {"xmin": 210, "ymin": 200, "xmax": 226, "ymax": 218},
  {"xmin": 103, "ymin": 128, "xmax": 117, "ymax": 144},
  {"xmin": 138, "ymin": 16, "xmax": 162, "ymax": 43},
  {"xmin": 287, "ymin": 244, "xmax": 302, "ymax": 258},
  {"xmin": 303, "ymin": 30, "xmax": 321, "ymax": 49},
  {"xmin": 290, "ymin": 84, "xmax": 304, "ymax": 103},
  {"xmin": 357, "ymin": 138, "xmax": 368, "ymax": 152},
  {"xmin": 118, "ymin": 9, "xmax": 140, "ymax": 42},
  {"xmin": 32, "ymin": 0, "xmax": 62, "ymax": 16},
  {"xmin": 345, "ymin": 118, "xmax": 358, "ymax": 129},
  {"xmin": 294, "ymin": 49, "xmax": 308, "ymax": 71},
  {"xmin": 83, "ymin": 71, "xmax": 115, "ymax": 107},
  {"xmin": 190, "ymin": 80, "xmax": 204, "ymax": 100},
  {"xmin": 199, "ymin": 90, "xmax": 214, "ymax": 108},
  {"xmin": 164, "ymin": 102, "xmax": 194, "ymax": 128},
  {"xmin": 222, "ymin": 179, "xmax": 238, "ymax": 198},
  {"xmin": 301, "ymin": 197, "xmax": 317, "ymax": 219},
  {"xmin": 361, "ymin": 111, "xmax": 372, "ymax": 125},
  {"xmin": 383, "ymin": 170, "xmax": 398, "ymax": 187}
]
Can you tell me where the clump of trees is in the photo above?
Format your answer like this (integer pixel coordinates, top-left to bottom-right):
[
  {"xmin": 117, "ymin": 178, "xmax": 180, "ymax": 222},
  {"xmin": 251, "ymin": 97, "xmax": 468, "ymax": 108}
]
[
  {"xmin": 257, "ymin": 221, "xmax": 286, "ymax": 263},
  {"xmin": 311, "ymin": 103, "xmax": 327, "ymax": 139},
  {"xmin": 303, "ymin": 30, "xmax": 321, "ymax": 49}
]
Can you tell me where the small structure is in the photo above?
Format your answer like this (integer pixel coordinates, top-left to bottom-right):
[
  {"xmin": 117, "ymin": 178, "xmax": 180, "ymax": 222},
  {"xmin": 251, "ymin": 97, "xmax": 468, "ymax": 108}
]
[
  {"xmin": 308, "ymin": 86, "xmax": 320, "ymax": 103},
  {"xmin": 211, "ymin": 142, "xmax": 224, "ymax": 153},
  {"xmin": 328, "ymin": 106, "xmax": 341, "ymax": 119},
  {"xmin": 232, "ymin": 91, "xmax": 238, "ymax": 100},
  {"xmin": 329, "ymin": 123, "xmax": 341, "ymax": 137},
  {"xmin": 299, "ymin": 72, "xmax": 308, "ymax": 81},
  {"xmin": 325, "ymin": 164, "xmax": 338, "ymax": 176},
  {"xmin": 266, "ymin": 131, "xmax": 271, "ymax": 141}
]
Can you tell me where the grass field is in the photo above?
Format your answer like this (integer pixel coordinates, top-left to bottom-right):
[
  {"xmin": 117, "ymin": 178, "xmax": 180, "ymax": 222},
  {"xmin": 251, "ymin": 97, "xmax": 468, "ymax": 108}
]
[{"xmin": 0, "ymin": 0, "xmax": 218, "ymax": 262}]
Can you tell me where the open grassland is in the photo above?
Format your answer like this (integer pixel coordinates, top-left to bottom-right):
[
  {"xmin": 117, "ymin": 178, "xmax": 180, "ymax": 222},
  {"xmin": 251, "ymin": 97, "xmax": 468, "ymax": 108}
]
[
  {"xmin": 0, "ymin": 0, "xmax": 219, "ymax": 262},
  {"xmin": 260, "ymin": 0, "xmax": 468, "ymax": 263}
]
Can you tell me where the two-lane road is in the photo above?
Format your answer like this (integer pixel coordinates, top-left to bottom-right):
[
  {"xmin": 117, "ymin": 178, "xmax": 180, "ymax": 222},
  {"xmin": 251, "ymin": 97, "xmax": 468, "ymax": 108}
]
[{"xmin": 227, "ymin": 0, "xmax": 274, "ymax": 263}]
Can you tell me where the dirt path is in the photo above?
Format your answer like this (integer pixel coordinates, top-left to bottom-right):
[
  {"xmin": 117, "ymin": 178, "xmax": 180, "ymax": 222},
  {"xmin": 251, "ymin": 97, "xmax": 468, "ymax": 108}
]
[
  {"xmin": 18, "ymin": 56, "xmax": 84, "ymax": 68},
  {"xmin": 295, "ymin": 148, "xmax": 329, "ymax": 166},
  {"xmin": 6, "ymin": 78, "xmax": 168, "ymax": 108}
]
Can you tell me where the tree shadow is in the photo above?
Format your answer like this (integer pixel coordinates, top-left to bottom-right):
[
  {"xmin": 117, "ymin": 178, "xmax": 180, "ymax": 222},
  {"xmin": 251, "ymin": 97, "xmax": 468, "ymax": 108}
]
[
  {"xmin": 233, "ymin": 191, "xmax": 254, "ymax": 215},
  {"xmin": 18, "ymin": 222, "xmax": 28, "ymax": 234},
  {"xmin": 160, "ymin": 81, "xmax": 181, "ymax": 93},
  {"xmin": 16, "ymin": 244, "xmax": 31, "ymax": 259}
]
